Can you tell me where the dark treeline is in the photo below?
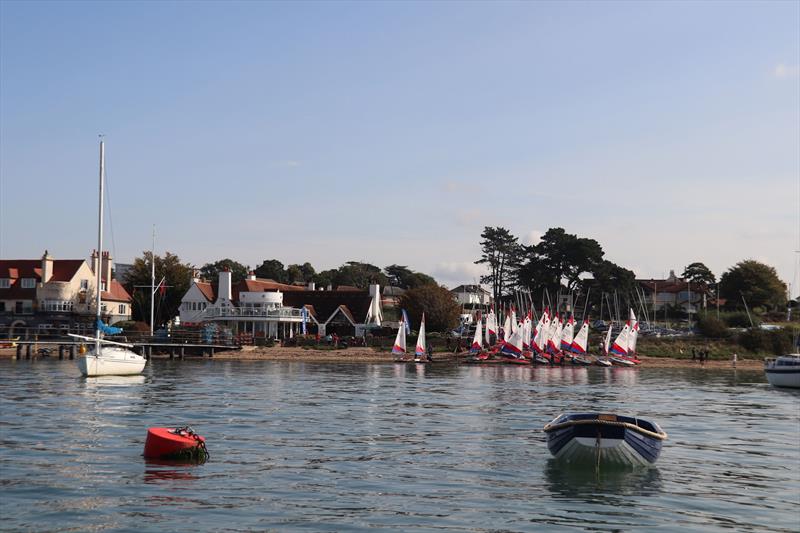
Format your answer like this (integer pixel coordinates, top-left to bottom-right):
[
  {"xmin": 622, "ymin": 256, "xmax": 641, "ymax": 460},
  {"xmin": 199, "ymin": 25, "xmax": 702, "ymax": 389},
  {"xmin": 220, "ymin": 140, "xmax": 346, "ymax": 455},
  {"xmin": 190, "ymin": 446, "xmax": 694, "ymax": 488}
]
[
  {"xmin": 198, "ymin": 259, "xmax": 436, "ymax": 291},
  {"xmin": 475, "ymin": 226, "xmax": 790, "ymax": 319}
]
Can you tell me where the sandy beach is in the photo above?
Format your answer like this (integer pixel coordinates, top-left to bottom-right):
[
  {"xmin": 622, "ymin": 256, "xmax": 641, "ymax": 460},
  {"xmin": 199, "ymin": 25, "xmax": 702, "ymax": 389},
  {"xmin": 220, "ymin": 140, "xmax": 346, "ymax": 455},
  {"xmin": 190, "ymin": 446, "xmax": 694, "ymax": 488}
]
[
  {"xmin": 0, "ymin": 345, "xmax": 765, "ymax": 369},
  {"xmin": 5, "ymin": 345, "xmax": 760, "ymax": 368}
]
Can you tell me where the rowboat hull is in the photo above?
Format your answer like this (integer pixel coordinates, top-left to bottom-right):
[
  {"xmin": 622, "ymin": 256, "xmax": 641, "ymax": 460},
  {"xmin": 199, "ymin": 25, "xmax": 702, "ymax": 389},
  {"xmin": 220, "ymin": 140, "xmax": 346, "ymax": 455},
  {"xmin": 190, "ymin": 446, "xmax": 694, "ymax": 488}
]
[{"xmin": 544, "ymin": 413, "xmax": 666, "ymax": 466}]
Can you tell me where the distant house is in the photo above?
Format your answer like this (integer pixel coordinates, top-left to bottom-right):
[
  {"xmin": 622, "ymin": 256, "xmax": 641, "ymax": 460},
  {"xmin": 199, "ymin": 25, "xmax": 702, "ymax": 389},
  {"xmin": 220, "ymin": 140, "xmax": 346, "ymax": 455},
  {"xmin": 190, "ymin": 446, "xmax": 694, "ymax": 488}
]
[
  {"xmin": 178, "ymin": 270, "xmax": 382, "ymax": 338},
  {"xmin": 638, "ymin": 270, "xmax": 707, "ymax": 313},
  {"xmin": 451, "ymin": 284, "xmax": 493, "ymax": 309},
  {"xmin": 0, "ymin": 250, "xmax": 133, "ymax": 329}
]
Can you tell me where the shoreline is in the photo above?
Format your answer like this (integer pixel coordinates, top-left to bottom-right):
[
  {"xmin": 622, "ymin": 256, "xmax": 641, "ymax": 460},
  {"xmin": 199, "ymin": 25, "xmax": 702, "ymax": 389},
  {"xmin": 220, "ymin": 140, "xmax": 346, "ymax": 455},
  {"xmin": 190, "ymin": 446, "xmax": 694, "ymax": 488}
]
[{"xmin": 0, "ymin": 346, "xmax": 764, "ymax": 369}]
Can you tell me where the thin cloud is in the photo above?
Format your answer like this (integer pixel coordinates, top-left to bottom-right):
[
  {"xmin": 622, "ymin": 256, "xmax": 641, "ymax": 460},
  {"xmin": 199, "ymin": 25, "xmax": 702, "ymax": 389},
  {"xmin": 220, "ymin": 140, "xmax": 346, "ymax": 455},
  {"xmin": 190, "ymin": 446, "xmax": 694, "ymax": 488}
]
[
  {"xmin": 432, "ymin": 261, "xmax": 487, "ymax": 288},
  {"xmin": 774, "ymin": 63, "xmax": 799, "ymax": 79}
]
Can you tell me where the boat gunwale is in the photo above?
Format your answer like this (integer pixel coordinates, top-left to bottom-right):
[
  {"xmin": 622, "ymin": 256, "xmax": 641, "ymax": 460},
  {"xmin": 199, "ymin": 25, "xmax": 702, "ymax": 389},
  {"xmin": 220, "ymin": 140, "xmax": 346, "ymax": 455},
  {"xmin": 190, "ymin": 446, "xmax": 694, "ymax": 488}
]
[{"xmin": 543, "ymin": 416, "xmax": 668, "ymax": 441}]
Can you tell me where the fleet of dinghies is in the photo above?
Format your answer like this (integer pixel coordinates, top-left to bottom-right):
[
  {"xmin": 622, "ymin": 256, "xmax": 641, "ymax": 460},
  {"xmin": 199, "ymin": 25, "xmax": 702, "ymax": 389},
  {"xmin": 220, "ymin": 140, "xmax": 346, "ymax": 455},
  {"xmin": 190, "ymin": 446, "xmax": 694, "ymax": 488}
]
[
  {"xmin": 393, "ymin": 305, "xmax": 644, "ymax": 367},
  {"xmin": 462, "ymin": 305, "xmax": 644, "ymax": 366}
]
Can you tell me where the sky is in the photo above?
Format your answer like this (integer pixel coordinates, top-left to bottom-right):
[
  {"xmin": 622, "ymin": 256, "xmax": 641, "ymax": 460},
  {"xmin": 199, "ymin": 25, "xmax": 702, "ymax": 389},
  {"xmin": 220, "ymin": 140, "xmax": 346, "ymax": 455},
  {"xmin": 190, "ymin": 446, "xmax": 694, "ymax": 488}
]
[{"xmin": 1, "ymin": 1, "xmax": 798, "ymax": 295}]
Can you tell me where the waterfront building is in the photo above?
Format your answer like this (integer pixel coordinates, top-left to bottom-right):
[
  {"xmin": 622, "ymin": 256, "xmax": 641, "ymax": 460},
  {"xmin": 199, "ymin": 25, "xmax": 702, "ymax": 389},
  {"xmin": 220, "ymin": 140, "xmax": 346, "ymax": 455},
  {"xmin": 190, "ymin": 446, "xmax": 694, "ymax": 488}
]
[
  {"xmin": 451, "ymin": 284, "xmax": 493, "ymax": 310},
  {"xmin": 638, "ymin": 270, "xmax": 707, "ymax": 314},
  {"xmin": 178, "ymin": 270, "xmax": 382, "ymax": 339},
  {"xmin": 0, "ymin": 250, "xmax": 133, "ymax": 333}
]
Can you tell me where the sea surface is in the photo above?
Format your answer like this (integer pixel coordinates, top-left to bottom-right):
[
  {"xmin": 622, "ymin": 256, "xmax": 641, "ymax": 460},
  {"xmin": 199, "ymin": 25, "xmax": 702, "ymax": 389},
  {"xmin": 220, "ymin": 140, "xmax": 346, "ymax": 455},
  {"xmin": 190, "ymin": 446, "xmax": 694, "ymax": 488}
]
[{"xmin": 0, "ymin": 358, "xmax": 798, "ymax": 532}]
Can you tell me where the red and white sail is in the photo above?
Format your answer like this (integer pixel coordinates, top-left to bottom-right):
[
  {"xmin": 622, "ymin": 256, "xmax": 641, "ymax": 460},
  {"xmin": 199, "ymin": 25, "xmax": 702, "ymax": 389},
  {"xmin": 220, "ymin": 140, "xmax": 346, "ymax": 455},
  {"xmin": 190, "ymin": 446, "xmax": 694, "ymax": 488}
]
[
  {"xmin": 610, "ymin": 321, "xmax": 631, "ymax": 355},
  {"xmin": 628, "ymin": 309, "xmax": 639, "ymax": 354},
  {"xmin": 547, "ymin": 314, "xmax": 563, "ymax": 353},
  {"xmin": 414, "ymin": 314, "xmax": 427, "ymax": 357},
  {"xmin": 502, "ymin": 311, "xmax": 512, "ymax": 343},
  {"xmin": 571, "ymin": 319, "xmax": 589, "ymax": 354},
  {"xmin": 500, "ymin": 321, "xmax": 524, "ymax": 358},
  {"xmin": 471, "ymin": 317, "xmax": 483, "ymax": 353},
  {"xmin": 532, "ymin": 309, "xmax": 547, "ymax": 353},
  {"xmin": 602, "ymin": 324, "xmax": 613, "ymax": 355},
  {"xmin": 392, "ymin": 319, "xmax": 407, "ymax": 355},
  {"xmin": 560, "ymin": 316, "xmax": 575, "ymax": 352},
  {"xmin": 485, "ymin": 311, "xmax": 496, "ymax": 345},
  {"xmin": 522, "ymin": 312, "xmax": 532, "ymax": 351}
]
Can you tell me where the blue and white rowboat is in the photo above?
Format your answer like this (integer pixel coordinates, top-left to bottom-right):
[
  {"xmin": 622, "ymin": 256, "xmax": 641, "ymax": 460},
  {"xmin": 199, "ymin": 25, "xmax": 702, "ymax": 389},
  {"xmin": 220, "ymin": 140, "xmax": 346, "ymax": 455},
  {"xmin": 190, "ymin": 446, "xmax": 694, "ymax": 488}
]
[{"xmin": 543, "ymin": 413, "xmax": 667, "ymax": 466}]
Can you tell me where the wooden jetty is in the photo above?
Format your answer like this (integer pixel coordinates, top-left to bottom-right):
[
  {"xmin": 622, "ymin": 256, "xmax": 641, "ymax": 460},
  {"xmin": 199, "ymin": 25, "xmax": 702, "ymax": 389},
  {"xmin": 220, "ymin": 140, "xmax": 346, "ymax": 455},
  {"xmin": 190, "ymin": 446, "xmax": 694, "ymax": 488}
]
[{"xmin": 12, "ymin": 337, "xmax": 237, "ymax": 360}]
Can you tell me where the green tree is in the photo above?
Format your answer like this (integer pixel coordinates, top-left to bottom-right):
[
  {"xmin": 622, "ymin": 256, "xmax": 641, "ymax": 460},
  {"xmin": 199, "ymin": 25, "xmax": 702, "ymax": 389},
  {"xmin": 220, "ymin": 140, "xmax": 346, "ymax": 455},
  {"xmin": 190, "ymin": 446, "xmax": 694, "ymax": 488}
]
[
  {"xmin": 313, "ymin": 269, "xmax": 338, "ymax": 288},
  {"xmin": 399, "ymin": 284, "xmax": 461, "ymax": 333},
  {"xmin": 254, "ymin": 259, "xmax": 287, "ymax": 283},
  {"xmin": 201, "ymin": 259, "xmax": 249, "ymax": 283},
  {"xmin": 333, "ymin": 261, "xmax": 389, "ymax": 288},
  {"xmin": 682, "ymin": 262, "xmax": 716, "ymax": 286},
  {"xmin": 384, "ymin": 264, "xmax": 437, "ymax": 289},
  {"xmin": 124, "ymin": 251, "xmax": 193, "ymax": 328},
  {"xmin": 475, "ymin": 226, "xmax": 521, "ymax": 305},
  {"xmin": 518, "ymin": 228, "xmax": 604, "ymax": 295},
  {"xmin": 719, "ymin": 260, "xmax": 787, "ymax": 312}
]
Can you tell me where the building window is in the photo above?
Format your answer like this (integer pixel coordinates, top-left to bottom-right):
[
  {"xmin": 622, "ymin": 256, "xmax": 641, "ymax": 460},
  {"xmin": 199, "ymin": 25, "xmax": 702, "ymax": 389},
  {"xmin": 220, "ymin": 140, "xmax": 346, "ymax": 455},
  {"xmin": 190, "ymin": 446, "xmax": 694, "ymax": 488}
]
[
  {"xmin": 118, "ymin": 304, "xmax": 125, "ymax": 314},
  {"xmin": 0, "ymin": 302, "xmax": 5, "ymax": 312},
  {"xmin": 21, "ymin": 278, "xmax": 36, "ymax": 289},
  {"xmin": 80, "ymin": 279, "xmax": 89, "ymax": 290},
  {"xmin": 0, "ymin": 279, "xmax": 9, "ymax": 288}
]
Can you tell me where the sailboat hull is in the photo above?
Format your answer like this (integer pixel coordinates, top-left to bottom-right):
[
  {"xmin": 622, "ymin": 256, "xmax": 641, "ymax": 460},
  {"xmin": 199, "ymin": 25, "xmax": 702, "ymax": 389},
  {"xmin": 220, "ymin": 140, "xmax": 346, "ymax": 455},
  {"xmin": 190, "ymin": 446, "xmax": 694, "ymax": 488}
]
[{"xmin": 78, "ymin": 347, "xmax": 146, "ymax": 377}]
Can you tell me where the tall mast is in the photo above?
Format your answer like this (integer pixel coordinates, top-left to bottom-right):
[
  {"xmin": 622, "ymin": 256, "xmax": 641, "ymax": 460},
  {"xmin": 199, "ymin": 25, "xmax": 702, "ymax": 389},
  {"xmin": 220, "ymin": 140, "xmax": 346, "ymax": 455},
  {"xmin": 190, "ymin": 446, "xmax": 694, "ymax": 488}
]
[
  {"xmin": 150, "ymin": 225, "xmax": 155, "ymax": 336},
  {"xmin": 95, "ymin": 138, "xmax": 105, "ymax": 350}
]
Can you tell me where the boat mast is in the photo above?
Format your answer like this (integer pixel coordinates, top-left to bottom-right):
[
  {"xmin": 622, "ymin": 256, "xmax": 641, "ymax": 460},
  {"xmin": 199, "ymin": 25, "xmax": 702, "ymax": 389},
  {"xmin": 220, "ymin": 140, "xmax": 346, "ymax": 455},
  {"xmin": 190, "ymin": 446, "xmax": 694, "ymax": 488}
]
[
  {"xmin": 150, "ymin": 225, "xmax": 155, "ymax": 337},
  {"xmin": 95, "ymin": 138, "xmax": 105, "ymax": 353}
]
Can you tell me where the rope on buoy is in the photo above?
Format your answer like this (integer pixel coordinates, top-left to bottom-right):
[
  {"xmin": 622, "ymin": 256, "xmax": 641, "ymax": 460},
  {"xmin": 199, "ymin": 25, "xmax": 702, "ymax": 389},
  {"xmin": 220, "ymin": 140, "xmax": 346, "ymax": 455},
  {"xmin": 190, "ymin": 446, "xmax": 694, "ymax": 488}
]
[
  {"xmin": 543, "ymin": 418, "xmax": 668, "ymax": 440},
  {"xmin": 169, "ymin": 426, "xmax": 210, "ymax": 462}
]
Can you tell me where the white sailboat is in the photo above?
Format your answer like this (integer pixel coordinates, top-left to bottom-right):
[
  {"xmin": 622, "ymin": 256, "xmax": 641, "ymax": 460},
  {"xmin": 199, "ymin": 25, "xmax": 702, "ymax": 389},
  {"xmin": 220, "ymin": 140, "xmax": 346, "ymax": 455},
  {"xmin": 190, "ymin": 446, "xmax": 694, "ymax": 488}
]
[
  {"xmin": 414, "ymin": 313, "xmax": 429, "ymax": 363},
  {"xmin": 75, "ymin": 140, "xmax": 147, "ymax": 377},
  {"xmin": 391, "ymin": 316, "xmax": 408, "ymax": 360}
]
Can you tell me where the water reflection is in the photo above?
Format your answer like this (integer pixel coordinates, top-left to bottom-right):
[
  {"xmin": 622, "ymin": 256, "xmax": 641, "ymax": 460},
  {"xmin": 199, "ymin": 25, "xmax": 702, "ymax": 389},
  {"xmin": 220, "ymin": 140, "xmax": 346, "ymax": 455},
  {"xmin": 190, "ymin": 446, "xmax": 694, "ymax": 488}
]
[
  {"xmin": 544, "ymin": 459, "xmax": 663, "ymax": 501},
  {"xmin": 143, "ymin": 459, "xmax": 200, "ymax": 484},
  {"xmin": 83, "ymin": 375, "xmax": 147, "ymax": 387}
]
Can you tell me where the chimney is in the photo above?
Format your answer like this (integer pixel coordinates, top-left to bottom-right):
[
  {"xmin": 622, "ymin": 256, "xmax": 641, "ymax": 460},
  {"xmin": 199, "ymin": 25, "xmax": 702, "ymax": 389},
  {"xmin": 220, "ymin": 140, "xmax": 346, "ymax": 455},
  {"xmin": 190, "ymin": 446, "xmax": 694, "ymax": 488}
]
[
  {"xmin": 41, "ymin": 250, "xmax": 53, "ymax": 283},
  {"xmin": 101, "ymin": 251, "xmax": 113, "ymax": 286},
  {"xmin": 91, "ymin": 249, "xmax": 99, "ymax": 276},
  {"xmin": 218, "ymin": 268, "xmax": 232, "ymax": 302},
  {"xmin": 307, "ymin": 281, "xmax": 316, "ymax": 291}
]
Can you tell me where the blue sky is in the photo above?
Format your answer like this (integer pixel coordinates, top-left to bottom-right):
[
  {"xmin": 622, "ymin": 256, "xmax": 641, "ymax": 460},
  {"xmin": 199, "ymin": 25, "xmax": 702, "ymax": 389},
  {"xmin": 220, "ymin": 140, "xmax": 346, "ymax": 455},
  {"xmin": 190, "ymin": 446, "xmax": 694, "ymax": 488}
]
[{"xmin": 1, "ymin": 1, "xmax": 798, "ymax": 294}]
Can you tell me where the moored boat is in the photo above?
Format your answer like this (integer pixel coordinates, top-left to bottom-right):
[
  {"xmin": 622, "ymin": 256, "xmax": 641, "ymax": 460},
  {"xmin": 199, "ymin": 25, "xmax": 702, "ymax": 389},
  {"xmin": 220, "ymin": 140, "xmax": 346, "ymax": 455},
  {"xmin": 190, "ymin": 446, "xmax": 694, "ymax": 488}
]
[
  {"xmin": 764, "ymin": 354, "xmax": 800, "ymax": 388},
  {"xmin": 543, "ymin": 413, "xmax": 667, "ymax": 466}
]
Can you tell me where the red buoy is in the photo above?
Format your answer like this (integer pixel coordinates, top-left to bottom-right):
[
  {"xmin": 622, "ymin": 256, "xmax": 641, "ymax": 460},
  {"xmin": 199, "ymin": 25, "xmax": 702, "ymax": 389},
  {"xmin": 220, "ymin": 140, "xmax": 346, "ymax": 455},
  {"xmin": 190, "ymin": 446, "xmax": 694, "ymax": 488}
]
[{"xmin": 144, "ymin": 427, "xmax": 208, "ymax": 461}]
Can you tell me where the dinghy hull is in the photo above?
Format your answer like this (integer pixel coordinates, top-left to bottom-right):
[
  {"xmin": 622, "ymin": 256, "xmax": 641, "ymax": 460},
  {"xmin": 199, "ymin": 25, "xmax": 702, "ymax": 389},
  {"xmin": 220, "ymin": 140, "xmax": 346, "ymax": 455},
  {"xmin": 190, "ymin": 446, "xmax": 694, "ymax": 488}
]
[{"xmin": 544, "ymin": 413, "xmax": 666, "ymax": 466}]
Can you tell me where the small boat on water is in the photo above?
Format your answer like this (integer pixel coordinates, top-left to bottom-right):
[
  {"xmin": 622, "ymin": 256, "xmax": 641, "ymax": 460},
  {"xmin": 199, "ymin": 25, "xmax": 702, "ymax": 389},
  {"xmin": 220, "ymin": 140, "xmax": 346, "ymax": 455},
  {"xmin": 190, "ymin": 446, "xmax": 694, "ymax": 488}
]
[
  {"xmin": 544, "ymin": 413, "xmax": 667, "ymax": 466},
  {"xmin": 391, "ymin": 317, "xmax": 409, "ymax": 362},
  {"xmin": 764, "ymin": 354, "xmax": 800, "ymax": 388}
]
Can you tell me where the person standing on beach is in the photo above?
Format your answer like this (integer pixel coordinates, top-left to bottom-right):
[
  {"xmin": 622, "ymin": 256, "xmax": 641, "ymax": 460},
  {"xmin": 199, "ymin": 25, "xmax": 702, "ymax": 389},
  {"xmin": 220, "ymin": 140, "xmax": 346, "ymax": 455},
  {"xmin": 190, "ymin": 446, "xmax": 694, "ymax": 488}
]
[
  {"xmin": 732, "ymin": 352, "xmax": 738, "ymax": 368},
  {"xmin": 692, "ymin": 348, "xmax": 696, "ymax": 361}
]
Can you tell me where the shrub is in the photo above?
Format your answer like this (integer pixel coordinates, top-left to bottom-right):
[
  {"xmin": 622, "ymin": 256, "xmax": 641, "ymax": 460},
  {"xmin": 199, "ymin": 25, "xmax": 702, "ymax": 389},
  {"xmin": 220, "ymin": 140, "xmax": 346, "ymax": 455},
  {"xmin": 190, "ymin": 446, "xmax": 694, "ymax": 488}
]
[
  {"xmin": 696, "ymin": 314, "xmax": 730, "ymax": 338},
  {"xmin": 722, "ymin": 312, "xmax": 760, "ymax": 328}
]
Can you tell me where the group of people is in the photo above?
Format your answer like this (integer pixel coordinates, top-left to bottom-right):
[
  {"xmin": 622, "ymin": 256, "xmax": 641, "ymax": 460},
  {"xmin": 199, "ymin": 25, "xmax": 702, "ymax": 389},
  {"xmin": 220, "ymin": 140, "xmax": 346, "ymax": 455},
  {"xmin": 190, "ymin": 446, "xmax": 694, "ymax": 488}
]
[{"xmin": 691, "ymin": 347, "xmax": 710, "ymax": 362}]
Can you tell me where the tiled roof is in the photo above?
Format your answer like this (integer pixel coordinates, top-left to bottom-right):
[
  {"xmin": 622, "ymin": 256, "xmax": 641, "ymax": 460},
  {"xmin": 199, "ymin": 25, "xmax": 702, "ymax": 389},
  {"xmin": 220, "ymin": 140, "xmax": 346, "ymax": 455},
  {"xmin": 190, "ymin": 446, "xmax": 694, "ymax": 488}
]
[
  {"xmin": 0, "ymin": 258, "xmax": 89, "ymax": 301},
  {"xmin": 232, "ymin": 279, "xmax": 304, "ymax": 301},
  {"xmin": 101, "ymin": 280, "xmax": 132, "ymax": 303},
  {"xmin": 196, "ymin": 282, "xmax": 216, "ymax": 302},
  {"xmin": 638, "ymin": 279, "xmax": 709, "ymax": 294},
  {"xmin": 283, "ymin": 290, "xmax": 372, "ymax": 324}
]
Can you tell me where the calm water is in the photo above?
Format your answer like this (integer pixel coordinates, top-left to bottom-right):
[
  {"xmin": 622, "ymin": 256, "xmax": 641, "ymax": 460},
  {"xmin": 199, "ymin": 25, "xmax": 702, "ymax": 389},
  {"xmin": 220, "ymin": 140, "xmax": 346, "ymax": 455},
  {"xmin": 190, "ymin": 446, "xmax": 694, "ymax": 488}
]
[{"xmin": 1, "ymin": 359, "xmax": 798, "ymax": 532}]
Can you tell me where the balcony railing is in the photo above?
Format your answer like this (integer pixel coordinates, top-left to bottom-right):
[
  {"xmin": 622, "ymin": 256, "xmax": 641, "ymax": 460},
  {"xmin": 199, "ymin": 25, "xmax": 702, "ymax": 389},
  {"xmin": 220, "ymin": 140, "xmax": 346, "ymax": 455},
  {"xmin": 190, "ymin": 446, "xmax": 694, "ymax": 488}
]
[{"xmin": 203, "ymin": 306, "xmax": 304, "ymax": 320}]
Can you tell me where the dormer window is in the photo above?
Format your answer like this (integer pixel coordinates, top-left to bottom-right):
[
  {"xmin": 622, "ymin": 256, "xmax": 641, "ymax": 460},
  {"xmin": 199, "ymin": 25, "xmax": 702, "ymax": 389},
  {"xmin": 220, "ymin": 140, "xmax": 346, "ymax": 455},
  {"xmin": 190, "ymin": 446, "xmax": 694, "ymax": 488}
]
[
  {"xmin": 80, "ymin": 279, "xmax": 89, "ymax": 290},
  {"xmin": 21, "ymin": 278, "xmax": 36, "ymax": 289},
  {"xmin": 0, "ymin": 279, "xmax": 9, "ymax": 288}
]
